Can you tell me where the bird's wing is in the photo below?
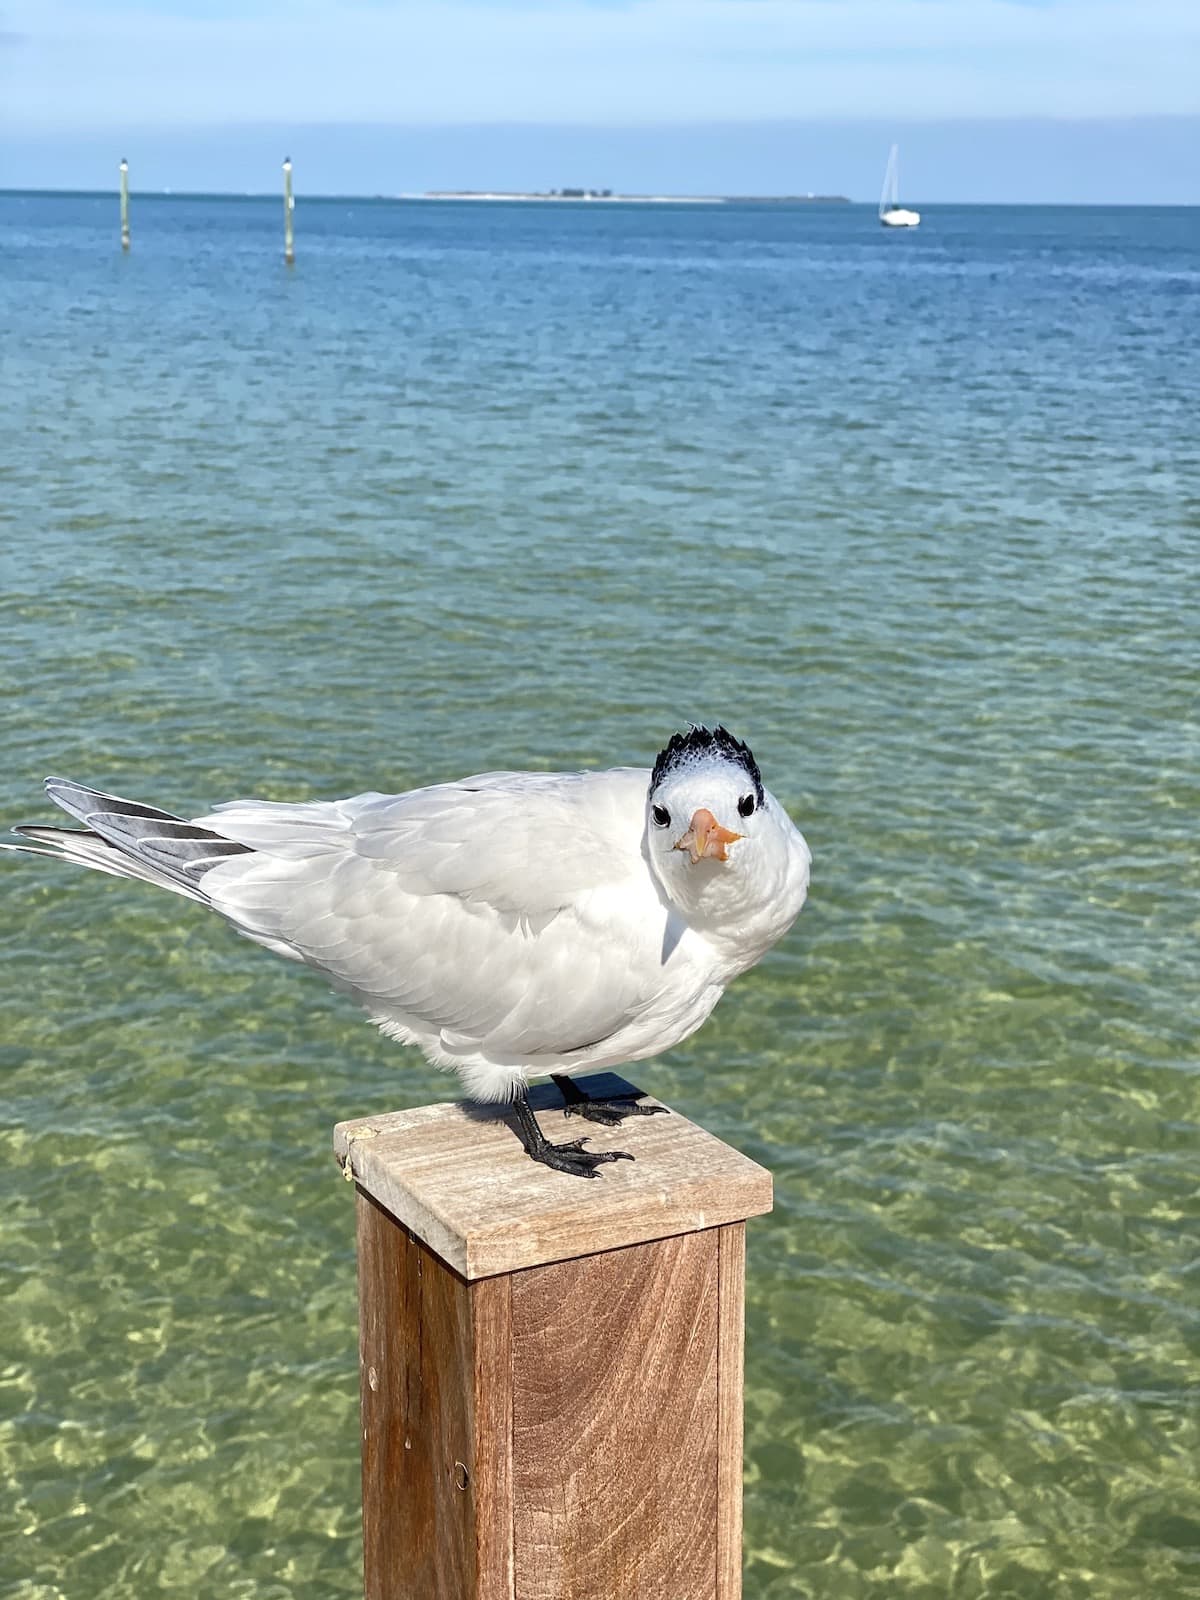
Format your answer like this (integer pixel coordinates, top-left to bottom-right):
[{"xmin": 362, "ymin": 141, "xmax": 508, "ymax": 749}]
[
  {"xmin": 199, "ymin": 768, "xmax": 649, "ymax": 917},
  {"xmin": 196, "ymin": 767, "xmax": 665, "ymax": 1056},
  {"xmin": 341, "ymin": 768, "xmax": 651, "ymax": 918}
]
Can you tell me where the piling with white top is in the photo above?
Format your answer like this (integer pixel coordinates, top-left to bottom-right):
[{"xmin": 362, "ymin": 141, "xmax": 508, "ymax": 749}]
[
  {"xmin": 335, "ymin": 1071, "xmax": 772, "ymax": 1600},
  {"xmin": 119, "ymin": 158, "xmax": 130, "ymax": 251},
  {"xmin": 283, "ymin": 157, "xmax": 295, "ymax": 265}
]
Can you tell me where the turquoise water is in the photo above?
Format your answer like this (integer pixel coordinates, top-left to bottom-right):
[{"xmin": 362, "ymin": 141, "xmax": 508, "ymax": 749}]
[{"xmin": 1, "ymin": 192, "xmax": 1198, "ymax": 1598}]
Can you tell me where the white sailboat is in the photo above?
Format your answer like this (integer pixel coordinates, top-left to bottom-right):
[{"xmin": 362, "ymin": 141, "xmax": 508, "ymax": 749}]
[{"xmin": 879, "ymin": 144, "xmax": 920, "ymax": 228}]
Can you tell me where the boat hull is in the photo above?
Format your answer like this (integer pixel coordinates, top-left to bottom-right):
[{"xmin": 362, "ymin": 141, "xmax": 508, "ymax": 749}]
[{"xmin": 880, "ymin": 208, "xmax": 921, "ymax": 228}]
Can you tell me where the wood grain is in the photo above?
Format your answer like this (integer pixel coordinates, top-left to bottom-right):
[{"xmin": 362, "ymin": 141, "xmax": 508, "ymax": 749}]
[
  {"xmin": 336, "ymin": 1073, "xmax": 772, "ymax": 1280},
  {"xmin": 472, "ymin": 1273, "xmax": 515, "ymax": 1600},
  {"xmin": 510, "ymin": 1230, "xmax": 721, "ymax": 1600},
  {"xmin": 716, "ymin": 1225, "xmax": 746, "ymax": 1600},
  {"xmin": 358, "ymin": 1192, "xmax": 520, "ymax": 1599}
]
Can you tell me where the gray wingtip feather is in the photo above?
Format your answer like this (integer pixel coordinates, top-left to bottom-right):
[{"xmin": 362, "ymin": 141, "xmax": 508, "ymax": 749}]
[
  {"xmin": 44, "ymin": 776, "xmax": 84, "ymax": 798},
  {"xmin": 43, "ymin": 777, "xmax": 108, "ymax": 825}
]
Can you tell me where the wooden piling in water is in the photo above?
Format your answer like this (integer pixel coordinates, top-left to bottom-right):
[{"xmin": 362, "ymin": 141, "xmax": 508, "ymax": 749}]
[
  {"xmin": 119, "ymin": 158, "xmax": 130, "ymax": 251},
  {"xmin": 334, "ymin": 1071, "xmax": 772, "ymax": 1600},
  {"xmin": 283, "ymin": 157, "xmax": 295, "ymax": 265}
]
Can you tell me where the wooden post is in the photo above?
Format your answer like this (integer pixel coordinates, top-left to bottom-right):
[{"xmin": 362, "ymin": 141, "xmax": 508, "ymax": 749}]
[
  {"xmin": 282, "ymin": 156, "xmax": 295, "ymax": 264},
  {"xmin": 335, "ymin": 1072, "xmax": 772, "ymax": 1600},
  {"xmin": 119, "ymin": 158, "xmax": 130, "ymax": 251}
]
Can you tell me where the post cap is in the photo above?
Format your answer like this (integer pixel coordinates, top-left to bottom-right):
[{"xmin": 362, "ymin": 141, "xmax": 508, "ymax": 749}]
[{"xmin": 334, "ymin": 1072, "xmax": 773, "ymax": 1279}]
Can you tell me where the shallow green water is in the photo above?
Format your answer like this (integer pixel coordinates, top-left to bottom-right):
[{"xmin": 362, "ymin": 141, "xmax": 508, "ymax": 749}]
[{"xmin": 1, "ymin": 194, "xmax": 1198, "ymax": 1598}]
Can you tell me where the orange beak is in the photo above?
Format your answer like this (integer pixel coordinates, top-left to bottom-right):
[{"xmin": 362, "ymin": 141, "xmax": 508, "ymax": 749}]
[{"xmin": 674, "ymin": 807, "xmax": 743, "ymax": 864}]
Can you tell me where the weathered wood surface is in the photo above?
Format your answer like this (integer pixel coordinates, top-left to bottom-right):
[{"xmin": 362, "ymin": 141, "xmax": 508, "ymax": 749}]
[
  {"xmin": 716, "ymin": 1224, "xmax": 747, "ymax": 1600},
  {"xmin": 356, "ymin": 1191, "xmax": 752, "ymax": 1600},
  {"xmin": 335, "ymin": 1072, "xmax": 772, "ymax": 1280},
  {"xmin": 358, "ymin": 1192, "xmax": 474, "ymax": 1599},
  {"xmin": 511, "ymin": 1228, "xmax": 721, "ymax": 1600},
  {"xmin": 358, "ymin": 1193, "xmax": 516, "ymax": 1600}
]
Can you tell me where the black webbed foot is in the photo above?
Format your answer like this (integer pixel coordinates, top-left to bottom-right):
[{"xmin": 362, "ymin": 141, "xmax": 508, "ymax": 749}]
[
  {"xmin": 551, "ymin": 1074, "xmax": 671, "ymax": 1127},
  {"xmin": 508, "ymin": 1088, "xmax": 634, "ymax": 1178}
]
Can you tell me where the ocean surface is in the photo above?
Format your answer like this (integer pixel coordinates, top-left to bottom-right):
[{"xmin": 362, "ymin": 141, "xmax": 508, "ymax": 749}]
[{"xmin": 1, "ymin": 192, "xmax": 1197, "ymax": 1599}]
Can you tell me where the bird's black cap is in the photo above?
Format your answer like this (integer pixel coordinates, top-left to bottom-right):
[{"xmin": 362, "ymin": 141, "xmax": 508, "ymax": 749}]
[{"xmin": 650, "ymin": 725, "xmax": 764, "ymax": 806}]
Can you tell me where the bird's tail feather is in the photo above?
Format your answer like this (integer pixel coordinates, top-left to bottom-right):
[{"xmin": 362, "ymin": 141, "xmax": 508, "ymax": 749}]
[
  {"xmin": 3, "ymin": 827, "xmax": 210, "ymax": 902},
  {"xmin": 2, "ymin": 778, "xmax": 254, "ymax": 903}
]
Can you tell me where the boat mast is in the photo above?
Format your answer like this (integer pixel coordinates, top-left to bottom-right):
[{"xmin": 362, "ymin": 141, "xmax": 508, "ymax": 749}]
[{"xmin": 880, "ymin": 144, "xmax": 899, "ymax": 217}]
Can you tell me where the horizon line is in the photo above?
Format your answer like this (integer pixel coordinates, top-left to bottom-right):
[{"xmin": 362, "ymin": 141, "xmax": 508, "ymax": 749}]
[{"xmin": 3, "ymin": 187, "xmax": 1197, "ymax": 209}]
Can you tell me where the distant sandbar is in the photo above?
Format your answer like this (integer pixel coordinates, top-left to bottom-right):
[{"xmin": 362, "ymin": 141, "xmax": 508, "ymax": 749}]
[{"xmin": 416, "ymin": 190, "xmax": 851, "ymax": 205}]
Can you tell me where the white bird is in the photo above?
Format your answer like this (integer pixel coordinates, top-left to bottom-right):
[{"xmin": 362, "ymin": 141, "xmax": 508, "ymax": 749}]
[{"xmin": 3, "ymin": 726, "xmax": 811, "ymax": 1177}]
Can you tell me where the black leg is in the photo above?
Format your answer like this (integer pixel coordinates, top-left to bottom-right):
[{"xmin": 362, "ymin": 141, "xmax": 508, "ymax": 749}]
[
  {"xmin": 508, "ymin": 1089, "xmax": 634, "ymax": 1179},
  {"xmin": 551, "ymin": 1074, "xmax": 671, "ymax": 1127}
]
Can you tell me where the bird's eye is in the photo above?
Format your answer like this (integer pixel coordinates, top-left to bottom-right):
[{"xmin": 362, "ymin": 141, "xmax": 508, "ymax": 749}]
[
  {"xmin": 651, "ymin": 804, "xmax": 671, "ymax": 828},
  {"xmin": 737, "ymin": 793, "xmax": 756, "ymax": 818}
]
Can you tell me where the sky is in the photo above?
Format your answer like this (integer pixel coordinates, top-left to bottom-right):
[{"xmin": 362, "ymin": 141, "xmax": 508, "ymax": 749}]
[{"xmin": 1, "ymin": 0, "xmax": 1198, "ymax": 201}]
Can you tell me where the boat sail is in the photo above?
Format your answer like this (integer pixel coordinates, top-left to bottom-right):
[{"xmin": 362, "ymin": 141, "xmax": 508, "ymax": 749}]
[{"xmin": 879, "ymin": 144, "xmax": 920, "ymax": 228}]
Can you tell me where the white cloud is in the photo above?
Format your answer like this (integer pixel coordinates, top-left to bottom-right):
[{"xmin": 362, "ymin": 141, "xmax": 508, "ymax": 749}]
[{"xmin": 3, "ymin": 0, "xmax": 1198, "ymax": 128}]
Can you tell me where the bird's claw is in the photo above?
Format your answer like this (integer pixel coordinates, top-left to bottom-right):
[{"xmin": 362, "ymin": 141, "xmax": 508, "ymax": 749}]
[
  {"xmin": 563, "ymin": 1096, "xmax": 670, "ymax": 1127},
  {"xmin": 530, "ymin": 1136, "xmax": 635, "ymax": 1178}
]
